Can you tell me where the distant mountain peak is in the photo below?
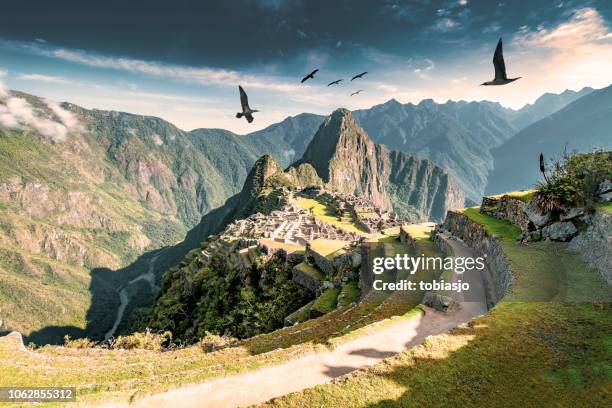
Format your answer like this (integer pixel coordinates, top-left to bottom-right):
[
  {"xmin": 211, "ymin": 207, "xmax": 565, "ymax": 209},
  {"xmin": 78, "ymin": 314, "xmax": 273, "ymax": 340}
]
[{"xmin": 291, "ymin": 108, "xmax": 465, "ymax": 221}]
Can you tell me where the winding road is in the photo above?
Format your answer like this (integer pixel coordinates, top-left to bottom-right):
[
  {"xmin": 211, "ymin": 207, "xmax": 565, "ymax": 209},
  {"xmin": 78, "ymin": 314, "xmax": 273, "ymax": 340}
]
[
  {"xmin": 100, "ymin": 233, "xmax": 488, "ymax": 408},
  {"xmin": 104, "ymin": 252, "xmax": 162, "ymax": 340}
]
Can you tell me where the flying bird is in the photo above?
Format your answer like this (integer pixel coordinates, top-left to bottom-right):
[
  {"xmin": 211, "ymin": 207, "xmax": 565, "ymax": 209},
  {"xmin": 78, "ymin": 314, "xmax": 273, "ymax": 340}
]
[
  {"xmin": 235, "ymin": 85, "xmax": 259, "ymax": 123},
  {"xmin": 481, "ymin": 38, "xmax": 521, "ymax": 86},
  {"xmin": 350, "ymin": 90, "xmax": 363, "ymax": 96},
  {"xmin": 350, "ymin": 72, "xmax": 368, "ymax": 81},
  {"xmin": 301, "ymin": 69, "xmax": 319, "ymax": 83},
  {"xmin": 327, "ymin": 79, "xmax": 343, "ymax": 86}
]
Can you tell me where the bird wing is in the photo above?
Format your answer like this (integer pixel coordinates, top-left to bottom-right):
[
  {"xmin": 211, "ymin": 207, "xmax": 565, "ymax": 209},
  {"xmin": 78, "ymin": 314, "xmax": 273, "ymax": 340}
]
[
  {"xmin": 239, "ymin": 85, "xmax": 250, "ymax": 110},
  {"xmin": 311, "ymin": 69, "xmax": 319, "ymax": 76},
  {"xmin": 493, "ymin": 39, "xmax": 507, "ymax": 81}
]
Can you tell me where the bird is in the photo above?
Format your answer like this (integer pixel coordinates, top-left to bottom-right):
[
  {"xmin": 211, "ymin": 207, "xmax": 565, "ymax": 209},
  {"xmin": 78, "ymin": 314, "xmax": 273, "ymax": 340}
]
[
  {"xmin": 301, "ymin": 69, "xmax": 319, "ymax": 83},
  {"xmin": 350, "ymin": 72, "xmax": 368, "ymax": 81},
  {"xmin": 350, "ymin": 90, "xmax": 363, "ymax": 96},
  {"xmin": 481, "ymin": 38, "xmax": 521, "ymax": 86},
  {"xmin": 235, "ymin": 85, "xmax": 259, "ymax": 123},
  {"xmin": 327, "ymin": 79, "xmax": 343, "ymax": 86}
]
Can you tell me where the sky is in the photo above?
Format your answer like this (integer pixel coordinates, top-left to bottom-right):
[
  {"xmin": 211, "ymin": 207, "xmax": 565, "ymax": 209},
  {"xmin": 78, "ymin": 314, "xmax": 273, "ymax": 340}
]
[{"xmin": 1, "ymin": 0, "xmax": 611, "ymax": 134}]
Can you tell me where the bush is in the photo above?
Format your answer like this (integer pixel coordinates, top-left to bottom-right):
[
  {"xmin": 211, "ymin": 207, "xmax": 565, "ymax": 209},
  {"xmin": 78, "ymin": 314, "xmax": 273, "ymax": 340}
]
[
  {"xmin": 64, "ymin": 335, "xmax": 96, "ymax": 349},
  {"xmin": 198, "ymin": 331, "xmax": 237, "ymax": 353},
  {"xmin": 534, "ymin": 150, "xmax": 611, "ymax": 213},
  {"xmin": 112, "ymin": 328, "xmax": 172, "ymax": 351}
]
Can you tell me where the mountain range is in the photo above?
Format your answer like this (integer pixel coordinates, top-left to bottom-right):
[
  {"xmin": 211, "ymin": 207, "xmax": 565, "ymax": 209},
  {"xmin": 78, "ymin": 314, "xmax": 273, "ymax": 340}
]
[{"xmin": 0, "ymin": 84, "xmax": 609, "ymax": 343}]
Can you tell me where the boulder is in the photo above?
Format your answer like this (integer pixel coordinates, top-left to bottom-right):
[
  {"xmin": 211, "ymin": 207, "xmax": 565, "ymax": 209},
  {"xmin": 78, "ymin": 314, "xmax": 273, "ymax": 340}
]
[
  {"xmin": 597, "ymin": 180, "xmax": 612, "ymax": 203},
  {"xmin": 523, "ymin": 201, "xmax": 551, "ymax": 228},
  {"xmin": 423, "ymin": 292, "xmax": 457, "ymax": 312},
  {"xmin": 541, "ymin": 221, "xmax": 578, "ymax": 242},
  {"xmin": 560, "ymin": 207, "xmax": 585, "ymax": 221}
]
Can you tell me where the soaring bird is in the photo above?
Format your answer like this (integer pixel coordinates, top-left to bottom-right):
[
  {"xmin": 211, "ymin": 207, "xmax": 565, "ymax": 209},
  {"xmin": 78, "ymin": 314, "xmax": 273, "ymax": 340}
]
[
  {"xmin": 327, "ymin": 79, "xmax": 343, "ymax": 86},
  {"xmin": 350, "ymin": 72, "xmax": 368, "ymax": 81},
  {"xmin": 350, "ymin": 90, "xmax": 363, "ymax": 96},
  {"xmin": 481, "ymin": 38, "xmax": 521, "ymax": 86},
  {"xmin": 301, "ymin": 69, "xmax": 319, "ymax": 83},
  {"xmin": 235, "ymin": 85, "xmax": 259, "ymax": 123}
]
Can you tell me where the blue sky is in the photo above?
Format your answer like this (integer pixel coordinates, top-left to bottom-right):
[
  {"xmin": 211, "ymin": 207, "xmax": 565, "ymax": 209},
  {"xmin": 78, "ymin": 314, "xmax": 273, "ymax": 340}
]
[{"xmin": 1, "ymin": 0, "xmax": 611, "ymax": 133}]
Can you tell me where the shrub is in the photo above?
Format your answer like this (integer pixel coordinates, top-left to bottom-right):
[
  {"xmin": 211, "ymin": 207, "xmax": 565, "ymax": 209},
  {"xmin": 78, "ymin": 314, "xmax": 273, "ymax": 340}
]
[
  {"xmin": 198, "ymin": 331, "xmax": 237, "ymax": 353},
  {"xmin": 63, "ymin": 335, "xmax": 96, "ymax": 349},
  {"xmin": 534, "ymin": 150, "xmax": 611, "ymax": 213},
  {"xmin": 112, "ymin": 328, "xmax": 172, "ymax": 351}
]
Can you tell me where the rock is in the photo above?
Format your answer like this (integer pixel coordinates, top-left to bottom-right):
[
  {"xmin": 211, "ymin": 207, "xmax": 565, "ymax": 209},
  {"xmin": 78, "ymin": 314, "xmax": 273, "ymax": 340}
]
[
  {"xmin": 597, "ymin": 179, "xmax": 612, "ymax": 194},
  {"xmin": 423, "ymin": 292, "xmax": 457, "ymax": 312},
  {"xmin": 560, "ymin": 207, "xmax": 585, "ymax": 221},
  {"xmin": 321, "ymin": 280, "xmax": 335, "ymax": 289},
  {"xmin": 541, "ymin": 221, "xmax": 578, "ymax": 241},
  {"xmin": 0, "ymin": 331, "xmax": 26, "ymax": 352},
  {"xmin": 523, "ymin": 201, "xmax": 551, "ymax": 228},
  {"xmin": 597, "ymin": 180, "xmax": 612, "ymax": 203},
  {"xmin": 349, "ymin": 251, "xmax": 361, "ymax": 268}
]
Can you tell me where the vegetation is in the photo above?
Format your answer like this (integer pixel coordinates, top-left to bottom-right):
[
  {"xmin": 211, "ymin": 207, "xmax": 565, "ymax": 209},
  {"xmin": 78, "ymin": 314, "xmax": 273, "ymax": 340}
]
[
  {"xmin": 148, "ymin": 253, "xmax": 313, "ymax": 342},
  {"xmin": 311, "ymin": 287, "xmax": 341, "ymax": 315},
  {"xmin": 338, "ymin": 281, "xmax": 361, "ymax": 307},
  {"xmin": 534, "ymin": 150, "xmax": 611, "ymax": 213}
]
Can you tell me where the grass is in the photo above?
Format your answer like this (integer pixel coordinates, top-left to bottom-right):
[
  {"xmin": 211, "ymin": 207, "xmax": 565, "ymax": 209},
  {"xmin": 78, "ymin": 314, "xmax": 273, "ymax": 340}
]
[
  {"xmin": 596, "ymin": 202, "xmax": 612, "ymax": 214},
  {"xmin": 488, "ymin": 189, "xmax": 536, "ymax": 203},
  {"xmin": 263, "ymin": 213, "xmax": 612, "ymax": 408},
  {"xmin": 461, "ymin": 207, "xmax": 522, "ymax": 242},
  {"xmin": 294, "ymin": 196, "xmax": 368, "ymax": 235},
  {"xmin": 400, "ymin": 223, "xmax": 435, "ymax": 239},
  {"xmin": 294, "ymin": 262, "xmax": 323, "ymax": 280},
  {"xmin": 309, "ymin": 239, "xmax": 348, "ymax": 257},
  {"xmin": 338, "ymin": 281, "xmax": 361, "ymax": 307},
  {"xmin": 311, "ymin": 287, "xmax": 341, "ymax": 314}
]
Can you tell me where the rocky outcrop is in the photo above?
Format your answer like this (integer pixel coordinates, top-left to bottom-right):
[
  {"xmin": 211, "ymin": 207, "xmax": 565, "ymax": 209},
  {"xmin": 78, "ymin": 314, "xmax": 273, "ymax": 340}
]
[
  {"xmin": 292, "ymin": 109, "xmax": 465, "ymax": 222},
  {"xmin": 437, "ymin": 211, "xmax": 513, "ymax": 306},
  {"xmin": 569, "ymin": 211, "xmax": 612, "ymax": 284}
]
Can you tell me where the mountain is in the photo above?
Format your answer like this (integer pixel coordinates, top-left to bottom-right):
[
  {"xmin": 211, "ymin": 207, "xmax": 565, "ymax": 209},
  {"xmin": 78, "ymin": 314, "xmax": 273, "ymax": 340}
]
[
  {"xmin": 0, "ymin": 91, "xmax": 318, "ymax": 341},
  {"xmin": 486, "ymin": 84, "xmax": 612, "ymax": 195},
  {"xmin": 351, "ymin": 99, "xmax": 515, "ymax": 203},
  {"xmin": 292, "ymin": 108, "xmax": 465, "ymax": 221},
  {"xmin": 509, "ymin": 87, "xmax": 594, "ymax": 131}
]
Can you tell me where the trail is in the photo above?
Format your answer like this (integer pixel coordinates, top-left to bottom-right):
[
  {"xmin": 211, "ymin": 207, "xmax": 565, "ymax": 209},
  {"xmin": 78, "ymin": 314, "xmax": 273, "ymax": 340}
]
[
  {"xmin": 104, "ymin": 252, "xmax": 162, "ymax": 340},
  {"xmin": 101, "ymin": 234, "xmax": 488, "ymax": 408}
]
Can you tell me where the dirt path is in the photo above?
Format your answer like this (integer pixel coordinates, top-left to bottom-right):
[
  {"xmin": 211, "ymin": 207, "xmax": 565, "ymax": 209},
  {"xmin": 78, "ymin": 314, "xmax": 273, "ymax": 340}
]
[
  {"xmin": 104, "ymin": 252, "xmax": 162, "ymax": 340},
  {"xmin": 102, "ymin": 235, "xmax": 487, "ymax": 408}
]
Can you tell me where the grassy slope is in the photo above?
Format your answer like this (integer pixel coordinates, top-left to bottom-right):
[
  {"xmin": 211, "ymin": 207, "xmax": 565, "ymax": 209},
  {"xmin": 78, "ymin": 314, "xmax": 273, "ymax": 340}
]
[
  {"xmin": 263, "ymin": 212, "xmax": 612, "ymax": 408},
  {"xmin": 0, "ymin": 230, "xmax": 444, "ymax": 406}
]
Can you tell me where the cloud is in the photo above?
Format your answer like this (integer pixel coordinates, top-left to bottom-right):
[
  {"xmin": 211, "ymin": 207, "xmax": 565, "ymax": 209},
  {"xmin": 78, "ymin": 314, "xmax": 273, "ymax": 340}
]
[
  {"xmin": 513, "ymin": 7, "xmax": 612, "ymax": 87},
  {"xmin": 433, "ymin": 17, "xmax": 459, "ymax": 31},
  {"xmin": 458, "ymin": 0, "xmax": 468, "ymax": 5},
  {"xmin": 16, "ymin": 42, "xmax": 303, "ymax": 94},
  {"xmin": 0, "ymin": 82, "xmax": 81, "ymax": 141},
  {"xmin": 18, "ymin": 73, "xmax": 70, "ymax": 84}
]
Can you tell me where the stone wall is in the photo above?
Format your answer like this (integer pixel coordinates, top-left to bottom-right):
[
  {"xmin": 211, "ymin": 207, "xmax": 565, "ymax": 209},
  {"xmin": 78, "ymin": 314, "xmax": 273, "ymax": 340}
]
[
  {"xmin": 292, "ymin": 265, "xmax": 322, "ymax": 292},
  {"xmin": 569, "ymin": 211, "xmax": 612, "ymax": 285},
  {"xmin": 480, "ymin": 196, "xmax": 531, "ymax": 230},
  {"xmin": 438, "ymin": 211, "xmax": 514, "ymax": 305},
  {"xmin": 399, "ymin": 226, "xmax": 418, "ymax": 251}
]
